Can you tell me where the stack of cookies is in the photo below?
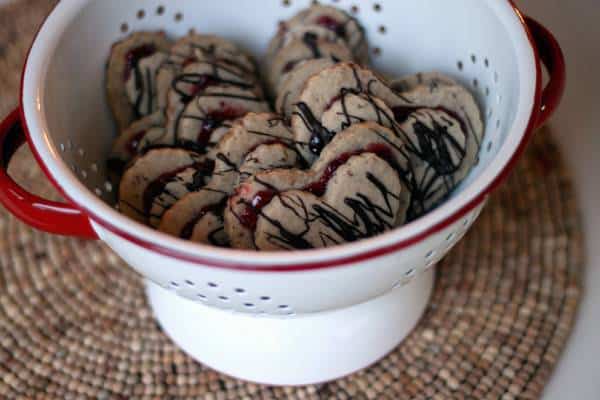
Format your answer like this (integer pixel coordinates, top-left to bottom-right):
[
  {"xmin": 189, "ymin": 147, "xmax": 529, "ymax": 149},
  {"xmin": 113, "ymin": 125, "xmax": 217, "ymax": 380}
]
[{"xmin": 106, "ymin": 5, "xmax": 484, "ymax": 251}]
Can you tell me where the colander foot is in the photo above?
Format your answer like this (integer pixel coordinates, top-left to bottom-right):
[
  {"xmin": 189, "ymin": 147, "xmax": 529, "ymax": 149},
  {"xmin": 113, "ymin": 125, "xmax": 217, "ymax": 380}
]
[{"xmin": 146, "ymin": 267, "xmax": 434, "ymax": 386}]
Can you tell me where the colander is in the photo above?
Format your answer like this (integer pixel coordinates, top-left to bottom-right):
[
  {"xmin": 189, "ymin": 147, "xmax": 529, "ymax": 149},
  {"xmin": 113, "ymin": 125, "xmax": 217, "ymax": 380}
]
[{"xmin": 0, "ymin": 0, "xmax": 565, "ymax": 385}]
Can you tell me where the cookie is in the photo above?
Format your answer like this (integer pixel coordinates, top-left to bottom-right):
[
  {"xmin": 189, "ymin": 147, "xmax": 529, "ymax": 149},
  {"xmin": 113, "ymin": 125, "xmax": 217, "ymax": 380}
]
[
  {"xmin": 156, "ymin": 33, "xmax": 258, "ymax": 111},
  {"xmin": 107, "ymin": 31, "xmax": 171, "ymax": 130},
  {"xmin": 267, "ymin": 33, "xmax": 353, "ymax": 94},
  {"xmin": 397, "ymin": 108, "xmax": 478, "ymax": 219},
  {"xmin": 280, "ymin": 4, "xmax": 369, "ymax": 64},
  {"xmin": 320, "ymin": 92, "xmax": 395, "ymax": 134},
  {"xmin": 164, "ymin": 60, "xmax": 263, "ymax": 140},
  {"xmin": 227, "ymin": 153, "xmax": 403, "ymax": 251},
  {"xmin": 173, "ymin": 85, "xmax": 270, "ymax": 155},
  {"xmin": 118, "ymin": 148, "xmax": 210, "ymax": 225},
  {"xmin": 108, "ymin": 111, "xmax": 168, "ymax": 176},
  {"xmin": 159, "ymin": 113, "xmax": 301, "ymax": 244},
  {"xmin": 391, "ymin": 74, "xmax": 484, "ymax": 150},
  {"xmin": 267, "ymin": 25, "xmax": 339, "ymax": 62},
  {"xmin": 225, "ymin": 121, "xmax": 411, "ymax": 250},
  {"xmin": 275, "ymin": 58, "xmax": 336, "ymax": 117},
  {"xmin": 291, "ymin": 62, "xmax": 400, "ymax": 163},
  {"xmin": 158, "ymin": 189, "xmax": 229, "ymax": 245},
  {"xmin": 390, "ymin": 71, "xmax": 458, "ymax": 93}
]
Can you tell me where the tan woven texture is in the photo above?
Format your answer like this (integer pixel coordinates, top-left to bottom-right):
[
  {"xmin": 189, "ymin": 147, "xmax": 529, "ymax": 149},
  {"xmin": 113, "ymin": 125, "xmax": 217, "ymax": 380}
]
[{"xmin": 0, "ymin": 1, "xmax": 583, "ymax": 399}]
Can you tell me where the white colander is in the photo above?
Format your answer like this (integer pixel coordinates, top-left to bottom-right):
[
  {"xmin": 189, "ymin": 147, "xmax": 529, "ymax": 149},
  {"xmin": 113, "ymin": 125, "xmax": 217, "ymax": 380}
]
[{"xmin": 0, "ymin": 0, "xmax": 564, "ymax": 385}]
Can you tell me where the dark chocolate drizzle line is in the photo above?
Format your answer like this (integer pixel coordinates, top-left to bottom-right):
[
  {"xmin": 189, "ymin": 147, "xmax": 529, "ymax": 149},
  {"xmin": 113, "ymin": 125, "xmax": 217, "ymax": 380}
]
[
  {"xmin": 302, "ymin": 32, "xmax": 322, "ymax": 58},
  {"xmin": 257, "ymin": 172, "xmax": 400, "ymax": 250}
]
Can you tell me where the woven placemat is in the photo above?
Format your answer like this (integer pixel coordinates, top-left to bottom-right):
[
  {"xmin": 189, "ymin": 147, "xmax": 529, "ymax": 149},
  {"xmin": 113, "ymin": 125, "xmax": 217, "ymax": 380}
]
[{"xmin": 0, "ymin": 1, "xmax": 583, "ymax": 399}]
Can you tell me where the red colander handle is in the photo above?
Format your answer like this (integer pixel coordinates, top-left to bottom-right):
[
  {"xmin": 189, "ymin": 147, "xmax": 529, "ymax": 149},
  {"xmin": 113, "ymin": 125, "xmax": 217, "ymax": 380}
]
[
  {"xmin": 525, "ymin": 16, "xmax": 566, "ymax": 129},
  {"xmin": 0, "ymin": 108, "xmax": 98, "ymax": 239}
]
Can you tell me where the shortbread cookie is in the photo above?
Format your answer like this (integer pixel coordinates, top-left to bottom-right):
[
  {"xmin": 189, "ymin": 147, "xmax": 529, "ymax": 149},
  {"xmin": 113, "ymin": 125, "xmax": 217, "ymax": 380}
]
[
  {"xmin": 291, "ymin": 62, "xmax": 400, "ymax": 162},
  {"xmin": 268, "ymin": 32, "xmax": 353, "ymax": 94},
  {"xmin": 278, "ymin": 4, "xmax": 368, "ymax": 64},
  {"xmin": 118, "ymin": 148, "xmax": 211, "ymax": 225},
  {"xmin": 107, "ymin": 31, "xmax": 171, "ymax": 130},
  {"xmin": 173, "ymin": 85, "xmax": 270, "ymax": 155},
  {"xmin": 275, "ymin": 58, "xmax": 335, "ymax": 117}
]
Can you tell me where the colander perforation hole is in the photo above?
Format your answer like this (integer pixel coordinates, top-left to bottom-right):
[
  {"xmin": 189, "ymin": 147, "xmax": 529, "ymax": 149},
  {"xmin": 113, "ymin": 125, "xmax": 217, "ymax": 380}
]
[
  {"xmin": 207, "ymin": 282, "xmax": 219, "ymax": 289},
  {"xmin": 282, "ymin": 0, "xmax": 291, "ymax": 7},
  {"xmin": 470, "ymin": 54, "xmax": 477, "ymax": 64},
  {"xmin": 244, "ymin": 303, "xmax": 255, "ymax": 309},
  {"xmin": 66, "ymin": 139, "xmax": 73, "ymax": 150},
  {"xmin": 170, "ymin": 281, "xmax": 180, "ymax": 288},
  {"xmin": 446, "ymin": 233, "xmax": 456, "ymax": 242},
  {"xmin": 484, "ymin": 58, "xmax": 490, "ymax": 68},
  {"xmin": 175, "ymin": 12, "xmax": 183, "ymax": 22},
  {"xmin": 90, "ymin": 163, "xmax": 98, "ymax": 173},
  {"xmin": 260, "ymin": 296, "xmax": 271, "ymax": 302},
  {"xmin": 457, "ymin": 60, "xmax": 464, "ymax": 71},
  {"xmin": 185, "ymin": 280, "xmax": 195, "ymax": 287},
  {"xmin": 485, "ymin": 87, "xmax": 490, "ymax": 97},
  {"xmin": 197, "ymin": 294, "xmax": 207, "ymax": 301},
  {"xmin": 373, "ymin": 3, "xmax": 382, "ymax": 12},
  {"xmin": 494, "ymin": 71, "xmax": 499, "ymax": 83},
  {"xmin": 156, "ymin": 5, "xmax": 165, "ymax": 15},
  {"xmin": 496, "ymin": 119, "xmax": 501, "ymax": 129},
  {"xmin": 80, "ymin": 169, "xmax": 87, "ymax": 179},
  {"xmin": 137, "ymin": 10, "xmax": 145, "ymax": 20},
  {"xmin": 234, "ymin": 288, "xmax": 246, "ymax": 294},
  {"xmin": 350, "ymin": 5, "xmax": 359, "ymax": 14},
  {"xmin": 94, "ymin": 188, "xmax": 103, "ymax": 197},
  {"xmin": 404, "ymin": 268, "xmax": 415, "ymax": 277},
  {"xmin": 473, "ymin": 78, "xmax": 479, "ymax": 88},
  {"xmin": 487, "ymin": 141, "xmax": 493, "ymax": 153},
  {"xmin": 372, "ymin": 47, "xmax": 381, "ymax": 57},
  {"xmin": 425, "ymin": 250, "xmax": 436, "ymax": 261},
  {"xmin": 378, "ymin": 25, "xmax": 386, "ymax": 34},
  {"xmin": 120, "ymin": 23, "xmax": 129, "ymax": 33},
  {"xmin": 59, "ymin": 143, "xmax": 65, "ymax": 152},
  {"xmin": 104, "ymin": 182, "xmax": 113, "ymax": 193},
  {"xmin": 218, "ymin": 296, "xmax": 230, "ymax": 303}
]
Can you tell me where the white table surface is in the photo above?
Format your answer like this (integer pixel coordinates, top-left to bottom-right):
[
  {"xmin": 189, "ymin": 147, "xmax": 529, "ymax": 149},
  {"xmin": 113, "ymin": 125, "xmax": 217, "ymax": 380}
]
[
  {"xmin": 0, "ymin": 0, "xmax": 597, "ymax": 397},
  {"xmin": 516, "ymin": 0, "xmax": 600, "ymax": 399}
]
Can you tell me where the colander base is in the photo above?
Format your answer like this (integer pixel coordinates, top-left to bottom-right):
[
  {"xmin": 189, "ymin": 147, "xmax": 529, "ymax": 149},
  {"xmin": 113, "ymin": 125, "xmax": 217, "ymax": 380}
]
[{"xmin": 146, "ymin": 268, "xmax": 434, "ymax": 386}]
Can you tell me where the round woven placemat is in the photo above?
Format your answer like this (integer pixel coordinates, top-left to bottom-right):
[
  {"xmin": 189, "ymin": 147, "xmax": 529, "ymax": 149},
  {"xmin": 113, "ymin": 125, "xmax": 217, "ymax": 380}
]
[{"xmin": 0, "ymin": 1, "xmax": 583, "ymax": 399}]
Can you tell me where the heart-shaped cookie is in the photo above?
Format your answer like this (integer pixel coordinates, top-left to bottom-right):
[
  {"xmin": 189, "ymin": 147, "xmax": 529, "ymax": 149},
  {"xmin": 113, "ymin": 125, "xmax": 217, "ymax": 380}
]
[
  {"xmin": 107, "ymin": 31, "xmax": 172, "ymax": 130},
  {"xmin": 225, "ymin": 121, "xmax": 411, "ymax": 250},
  {"xmin": 159, "ymin": 113, "xmax": 302, "ymax": 244}
]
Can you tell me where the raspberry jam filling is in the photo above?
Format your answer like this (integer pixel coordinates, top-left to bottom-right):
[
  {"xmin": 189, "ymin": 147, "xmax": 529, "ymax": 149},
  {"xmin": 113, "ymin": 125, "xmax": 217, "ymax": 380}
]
[
  {"xmin": 126, "ymin": 130, "xmax": 148, "ymax": 155},
  {"xmin": 179, "ymin": 199, "xmax": 227, "ymax": 240},
  {"xmin": 316, "ymin": 15, "xmax": 347, "ymax": 38},
  {"xmin": 142, "ymin": 159, "xmax": 215, "ymax": 216},
  {"xmin": 235, "ymin": 144, "xmax": 396, "ymax": 230},
  {"xmin": 124, "ymin": 45, "xmax": 157, "ymax": 81}
]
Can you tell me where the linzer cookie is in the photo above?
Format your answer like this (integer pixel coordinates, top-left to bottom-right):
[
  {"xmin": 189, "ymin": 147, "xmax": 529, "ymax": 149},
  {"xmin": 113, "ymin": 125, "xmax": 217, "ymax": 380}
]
[
  {"xmin": 267, "ymin": 32, "xmax": 353, "ymax": 94},
  {"xmin": 173, "ymin": 85, "xmax": 270, "ymax": 155},
  {"xmin": 118, "ymin": 148, "xmax": 212, "ymax": 226},
  {"xmin": 107, "ymin": 31, "xmax": 171, "ymax": 130},
  {"xmin": 159, "ymin": 113, "xmax": 301, "ymax": 245},
  {"xmin": 156, "ymin": 33, "xmax": 258, "ymax": 109},
  {"xmin": 108, "ymin": 111, "xmax": 167, "ymax": 176},
  {"xmin": 275, "ymin": 4, "xmax": 369, "ymax": 64},
  {"xmin": 291, "ymin": 62, "xmax": 400, "ymax": 163},
  {"xmin": 275, "ymin": 58, "xmax": 336, "ymax": 117}
]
